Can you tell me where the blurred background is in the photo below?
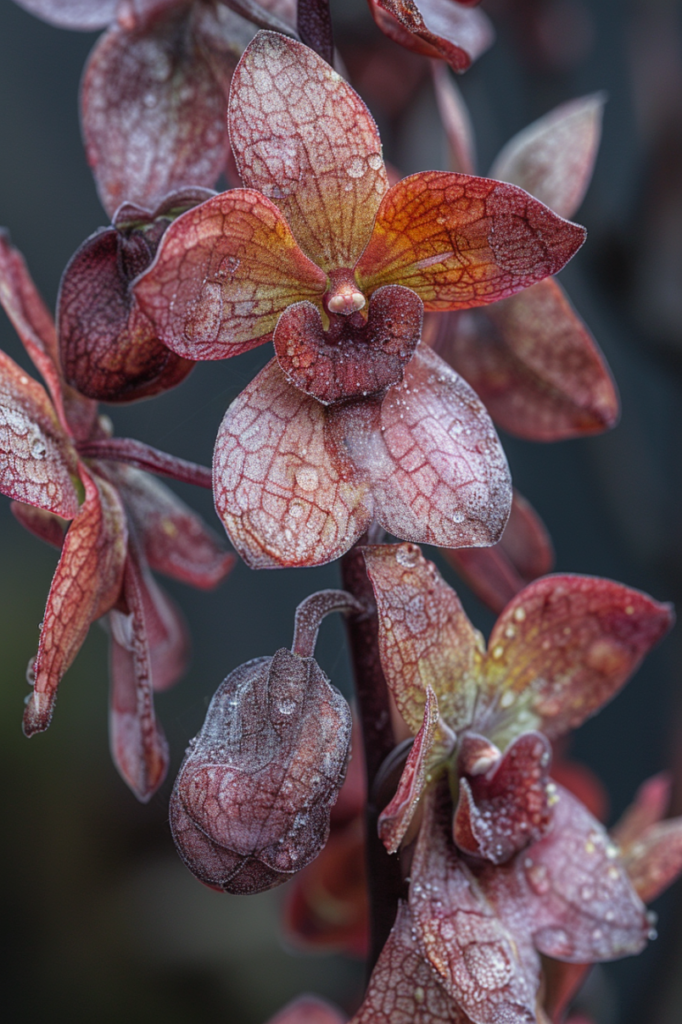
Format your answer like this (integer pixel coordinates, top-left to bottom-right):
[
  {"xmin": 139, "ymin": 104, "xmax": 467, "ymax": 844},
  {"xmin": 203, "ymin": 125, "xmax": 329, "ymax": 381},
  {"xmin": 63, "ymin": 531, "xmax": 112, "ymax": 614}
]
[{"xmin": 1, "ymin": 0, "xmax": 681, "ymax": 1020}]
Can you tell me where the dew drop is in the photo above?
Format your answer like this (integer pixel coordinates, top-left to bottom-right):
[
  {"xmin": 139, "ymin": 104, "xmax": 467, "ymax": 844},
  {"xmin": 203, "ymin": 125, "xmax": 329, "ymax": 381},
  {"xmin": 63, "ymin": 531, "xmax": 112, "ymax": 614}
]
[
  {"xmin": 513, "ymin": 606, "xmax": 526, "ymax": 622},
  {"xmin": 278, "ymin": 699, "xmax": 296, "ymax": 715},
  {"xmin": 395, "ymin": 543, "xmax": 419, "ymax": 567},
  {"xmin": 31, "ymin": 437, "xmax": 47, "ymax": 459},
  {"xmin": 295, "ymin": 466, "xmax": 319, "ymax": 492},
  {"xmin": 346, "ymin": 157, "xmax": 366, "ymax": 178}
]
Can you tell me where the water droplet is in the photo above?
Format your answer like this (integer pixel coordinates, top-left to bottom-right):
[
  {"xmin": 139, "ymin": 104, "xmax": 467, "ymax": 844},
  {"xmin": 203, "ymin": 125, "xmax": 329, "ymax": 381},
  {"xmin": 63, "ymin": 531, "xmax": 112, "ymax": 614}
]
[
  {"xmin": 500, "ymin": 690, "xmax": 515, "ymax": 708},
  {"xmin": 491, "ymin": 645, "xmax": 505, "ymax": 660},
  {"xmin": 295, "ymin": 466, "xmax": 319, "ymax": 492},
  {"xmin": 513, "ymin": 606, "xmax": 526, "ymax": 622},
  {"xmin": 289, "ymin": 501, "xmax": 304, "ymax": 519},
  {"xmin": 367, "ymin": 153, "xmax": 383, "ymax": 170},
  {"xmin": 278, "ymin": 699, "xmax": 296, "ymax": 715},
  {"xmin": 452, "ymin": 510, "xmax": 465, "ymax": 524},
  {"xmin": 413, "ymin": 987, "xmax": 425, "ymax": 1004},
  {"xmin": 526, "ymin": 862, "xmax": 550, "ymax": 895},
  {"xmin": 346, "ymin": 157, "xmax": 366, "ymax": 178},
  {"xmin": 395, "ymin": 544, "xmax": 419, "ymax": 567},
  {"xmin": 31, "ymin": 437, "xmax": 47, "ymax": 459}
]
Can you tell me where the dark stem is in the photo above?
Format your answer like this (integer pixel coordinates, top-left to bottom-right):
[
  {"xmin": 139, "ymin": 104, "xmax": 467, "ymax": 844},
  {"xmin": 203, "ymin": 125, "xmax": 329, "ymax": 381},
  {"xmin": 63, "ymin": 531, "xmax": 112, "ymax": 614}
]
[
  {"xmin": 297, "ymin": 0, "xmax": 334, "ymax": 65},
  {"xmin": 341, "ymin": 539, "xmax": 404, "ymax": 976},
  {"xmin": 77, "ymin": 437, "xmax": 212, "ymax": 489},
  {"xmin": 292, "ymin": 589, "xmax": 364, "ymax": 658}
]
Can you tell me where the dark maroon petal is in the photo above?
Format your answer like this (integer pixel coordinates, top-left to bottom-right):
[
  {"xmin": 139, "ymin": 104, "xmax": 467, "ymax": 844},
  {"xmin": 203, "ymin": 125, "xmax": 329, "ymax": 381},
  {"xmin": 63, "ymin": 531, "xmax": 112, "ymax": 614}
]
[
  {"xmin": 367, "ymin": 1, "xmax": 493, "ymax": 73},
  {"xmin": 13, "ymin": 0, "xmax": 117, "ymax": 30},
  {"xmin": 274, "ymin": 286, "xmax": 423, "ymax": 405}
]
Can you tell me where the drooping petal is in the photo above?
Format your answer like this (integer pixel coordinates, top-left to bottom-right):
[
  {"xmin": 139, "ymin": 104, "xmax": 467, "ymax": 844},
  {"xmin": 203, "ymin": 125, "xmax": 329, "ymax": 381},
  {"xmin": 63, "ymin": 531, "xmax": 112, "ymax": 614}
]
[
  {"xmin": 109, "ymin": 463, "xmax": 235, "ymax": 588},
  {"xmin": 273, "ymin": 285, "xmax": 422, "ymax": 404},
  {"xmin": 480, "ymin": 786, "xmax": 650, "ymax": 963},
  {"xmin": 343, "ymin": 346, "xmax": 512, "ymax": 549},
  {"xmin": 365, "ymin": 542, "xmax": 483, "ymax": 740},
  {"xmin": 355, "ymin": 172, "xmax": 586, "ymax": 311},
  {"xmin": 444, "ymin": 489, "xmax": 554, "ymax": 613},
  {"xmin": 10, "ymin": 500, "xmax": 68, "ymax": 549},
  {"xmin": 490, "ymin": 95, "xmax": 605, "ymax": 221},
  {"xmin": 23, "ymin": 466, "xmax": 128, "ymax": 736},
  {"xmin": 134, "ymin": 189, "xmax": 328, "ymax": 359},
  {"xmin": 367, "ymin": 1, "xmax": 493, "ymax": 74},
  {"xmin": 0, "ymin": 349, "xmax": 80, "ymax": 518},
  {"xmin": 453, "ymin": 731, "xmax": 553, "ymax": 864},
  {"xmin": 378, "ymin": 686, "xmax": 439, "ymax": 853},
  {"xmin": 482, "ymin": 575, "xmax": 674, "ymax": 747},
  {"xmin": 350, "ymin": 901, "xmax": 468, "ymax": 1024},
  {"xmin": 410, "ymin": 787, "xmax": 539, "ymax": 1024},
  {"xmin": 136, "ymin": 560, "xmax": 189, "ymax": 692},
  {"xmin": 438, "ymin": 280, "xmax": 619, "ymax": 442},
  {"xmin": 431, "ymin": 60, "xmax": 476, "ymax": 174},
  {"xmin": 213, "ymin": 359, "xmax": 373, "ymax": 568},
  {"xmin": 108, "ymin": 550, "xmax": 170, "ymax": 801},
  {"xmin": 228, "ymin": 31, "xmax": 389, "ymax": 270},
  {"xmin": 267, "ymin": 995, "xmax": 348, "ymax": 1024},
  {"xmin": 11, "ymin": 0, "xmax": 116, "ymax": 30}
]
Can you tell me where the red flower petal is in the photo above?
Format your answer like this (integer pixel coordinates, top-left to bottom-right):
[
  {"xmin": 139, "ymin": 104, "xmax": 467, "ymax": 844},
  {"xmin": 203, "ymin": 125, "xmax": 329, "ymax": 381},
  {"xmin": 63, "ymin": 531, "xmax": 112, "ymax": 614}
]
[
  {"xmin": 620, "ymin": 819, "xmax": 682, "ymax": 905},
  {"xmin": 108, "ymin": 550, "xmax": 171, "ymax": 801},
  {"xmin": 135, "ymin": 560, "xmax": 189, "ymax": 693},
  {"xmin": 355, "ymin": 172, "xmax": 586, "ymax": 310},
  {"xmin": 612, "ymin": 773, "xmax": 672, "ymax": 848},
  {"xmin": 228, "ymin": 32, "xmax": 389, "ymax": 270},
  {"xmin": 483, "ymin": 575, "xmax": 674, "ymax": 745},
  {"xmin": 367, "ymin": 1, "xmax": 493, "ymax": 74},
  {"xmin": 10, "ymin": 500, "xmax": 68, "ymax": 549},
  {"xmin": 444, "ymin": 490, "xmax": 554, "ymax": 613},
  {"xmin": 23, "ymin": 467, "xmax": 128, "ymax": 736},
  {"xmin": 134, "ymin": 190, "xmax": 327, "ymax": 359},
  {"xmin": 490, "ymin": 94, "xmax": 605, "ymax": 221},
  {"xmin": 12, "ymin": 0, "xmax": 116, "ymax": 30},
  {"xmin": 213, "ymin": 359, "xmax": 373, "ymax": 568},
  {"xmin": 274, "ymin": 286, "xmax": 423, "ymax": 404},
  {"xmin": 267, "ymin": 995, "xmax": 348, "ymax": 1024},
  {"xmin": 0, "ymin": 349, "xmax": 80, "ymax": 518},
  {"xmin": 438, "ymin": 280, "xmax": 619, "ymax": 441},
  {"xmin": 431, "ymin": 61, "xmax": 476, "ymax": 174}
]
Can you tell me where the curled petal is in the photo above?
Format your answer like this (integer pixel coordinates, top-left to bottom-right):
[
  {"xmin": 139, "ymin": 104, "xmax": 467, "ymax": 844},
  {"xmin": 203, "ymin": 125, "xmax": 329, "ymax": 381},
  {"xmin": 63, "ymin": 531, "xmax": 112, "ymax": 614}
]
[
  {"xmin": 23, "ymin": 467, "xmax": 128, "ymax": 736},
  {"xmin": 267, "ymin": 995, "xmax": 347, "ymax": 1024},
  {"xmin": 367, "ymin": 1, "xmax": 493, "ymax": 74},
  {"xmin": 229, "ymin": 31, "xmax": 389, "ymax": 269},
  {"xmin": 343, "ymin": 346, "xmax": 512, "ymax": 549},
  {"xmin": 490, "ymin": 94, "xmax": 605, "ymax": 220},
  {"xmin": 108, "ymin": 552, "xmax": 170, "ymax": 801},
  {"xmin": 364, "ymin": 542, "xmax": 484, "ymax": 736},
  {"xmin": 213, "ymin": 359, "xmax": 373, "ymax": 568},
  {"xmin": 134, "ymin": 189, "xmax": 327, "ymax": 359},
  {"xmin": 483, "ymin": 575, "xmax": 674, "ymax": 746},
  {"xmin": 431, "ymin": 61, "xmax": 476, "ymax": 174},
  {"xmin": 110, "ymin": 464, "xmax": 235, "ymax": 588},
  {"xmin": 0, "ymin": 350, "xmax": 79, "ymax": 518},
  {"xmin": 355, "ymin": 172, "xmax": 586, "ymax": 311},
  {"xmin": 10, "ymin": 500, "xmax": 68, "ymax": 549},
  {"xmin": 274, "ymin": 286, "xmax": 423, "ymax": 404},
  {"xmin": 12, "ymin": 0, "xmax": 116, "ymax": 30}
]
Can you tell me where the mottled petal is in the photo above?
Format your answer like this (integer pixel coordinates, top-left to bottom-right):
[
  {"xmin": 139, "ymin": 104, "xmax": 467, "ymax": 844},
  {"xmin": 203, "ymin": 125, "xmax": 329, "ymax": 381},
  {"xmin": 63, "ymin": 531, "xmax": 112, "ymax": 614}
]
[
  {"xmin": 367, "ymin": 1, "xmax": 493, "ymax": 74},
  {"xmin": 229, "ymin": 31, "xmax": 389, "ymax": 269},
  {"xmin": 490, "ymin": 95, "xmax": 605, "ymax": 220},
  {"xmin": 23, "ymin": 467, "xmax": 128, "ymax": 736},
  {"xmin": 267, "ymin": 995, "xmax": 348, "ymax": 1024},
  {"xmin": 432, "ymin": 61, "xmax": 476, "ymax": 174},
  {"xmin": 365, "ymin": 542, "xmax": 484, "ymax": 738},
  {"xmin": 134, "ymin": 189, "xmax": 327, "ymax": 359},
  {"xmin": 483, "ymin": 575, "xmax": 674, "ymax": 746},
  {"xmin": 0, "ymin": 349, "xmax": 79, "ymax": 518},
  {"xmin": 10, "ymin": 500, "xmax": 68, "ymax": 549},
  {"xmin": 343, "ymin": 346, "xmax": 511, "ymax": 549},
  {"xmin": 378, "ymin": 686, "xmax": 439, "ymax": 853},
  {"xmin": 213, "ymin": 359, "xmax": 373, "ymax": 568},
  {"xmin": 355, "ymin": 172, "xmax": 586, "ymax": 311},
  {"xmin": 12, "ymin": 0, "xmax": 116, "ymax": 30}
]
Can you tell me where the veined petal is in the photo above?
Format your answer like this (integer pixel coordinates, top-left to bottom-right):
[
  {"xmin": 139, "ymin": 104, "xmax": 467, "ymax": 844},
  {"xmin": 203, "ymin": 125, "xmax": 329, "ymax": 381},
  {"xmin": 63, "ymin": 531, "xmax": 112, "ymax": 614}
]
[
  {"xmin": 364, "ymin": 543, "xmax": 484, "ymax": 738},
  {"xmin": 228, "ymin": 31, "xmax": 389, "ymax": 270},
  {"xmin": 355, "ymin": 172, "xmax": 586, "ymax": 311},
  {"xmin": 134, "ymin": 189, "xmax": 327, "ymax": 359},
  {"xmin": 213, "ymin": 359, "xmax": 373, "ymax": 568},
  {"xmin": 267, "ymin": 996, "xmax": 348, "ymax": 1024},
  {"xmin": 490, "ymin": 95, "xmax": 605, "ymax": 221},
  {"xmin": 12, "ymin": 0, "xmax": 116, "ymax": 30},
  {"xmin": 23, "ymin": 466, "xmax": 128, "ymax": 736},
  {"xmin": 0, "ymin": 349, "xmax": 80, "ymax": 518},
  {"xmin": 367, "ymin": 1, "xmax": 493, "ymax": 74}
]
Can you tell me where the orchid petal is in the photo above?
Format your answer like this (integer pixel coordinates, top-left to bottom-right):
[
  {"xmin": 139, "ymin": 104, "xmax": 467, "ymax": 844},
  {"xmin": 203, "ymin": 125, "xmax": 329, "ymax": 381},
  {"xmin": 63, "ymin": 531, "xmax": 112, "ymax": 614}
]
[
  {"xmin": 267, "ymin": 995, "xmax": 348, "ymax": 1024},
  {"xmin": 611, "ymin": 773, "xmax": 672, "ymax": 848},
  {"xmin": 490, "ymin": 95, "xmax": 605, "ymax": 221},
  {"xmin": 10, "ymin": 500, "xmax": 68, "ymax": 549},
  {"xmin": 483, "ymin": 575, "xmax": 674, "ymax": 747},
  {"xmin": 431, "ymin": 61, "xmax": 476, "ymax": 174},
  {"xmin": 213, "ymin": 359, "xmax": 373, "ymax": 568},
  {"xmin": 367, "ymin": 1, "xmax": 493, "ymax": 74},
  {"xmin": 23, "ymin": 467, "xmax": 128, "ymax": 736},
  {"xmin": 620, "ymin": 820, "xmax": 682, "ymax": 905},
  {"xmin": 229, "ymin": 32, "xmax": 389, "ymax": 270},
  {"xmin": 136, "ymin": 560, "xmax": 189, "ymax": 692},
  {"xmin": 12, "ymin": 0, "xmax": 117, "ymax": 30},
  {"xmin": 134, "ymin": 189, "xmax": 327, "ymax": 359},
  {"xmin": 355, "ymin": 172, "xmax": 586, "ymax": 311}
]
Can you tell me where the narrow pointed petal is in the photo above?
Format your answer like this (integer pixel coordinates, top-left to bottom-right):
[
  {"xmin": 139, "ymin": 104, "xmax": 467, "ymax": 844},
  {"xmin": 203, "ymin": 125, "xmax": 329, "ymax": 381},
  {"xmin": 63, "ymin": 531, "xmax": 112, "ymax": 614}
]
[
  {"xmin": 213, "ymin": 359, "xmax": 373, "ymax": 568},
  {"xmin": 137, "ymin": 563, "xmax": 189, "ymax": 692},
  {"xmin": 108, "ymin": 552, "xmax": 170, "ymax": 801},
  {"xmin": 444, "ymin": 489, "xmax": 554, "ymax": 613},
  {"xmin": 134, "ymin": 189, "xmax": 327, "ymax": 359},
  {"xmin": 620, "ymin": 819, "xmax": 682, "ymax": 905},
  {"xmin": 611, "ymin": 773, "xmax": 672, "ymax": 847},
  {"xmin": 367, "ymin": 1, "xmax": 493, "ymax": 74},
  {"xmin": 364, "ymin": 542, "xmax": 484, "ymax": 737},
  {"xmin": 10, "ymin": 501, "xmax": 68, "ymax": 549},
  {"xmin": 343, "ymin": 346, "xmax": 511, "ymax": 549},
  {"xmin": 112, "ymin": 464, "xmax": 235, "ymax": 587},
  {"xmin": 481, "ymin": 787, "xmax": 650, "ymax": 962},
  {"xmin": 350, "ymin": 901, "xmax": 467, "ymax": 1024},
  {"xmin": 229, "ymin": 31, "xmax": 389, "ymax": 269},
  {"xmin": 378, "ymin": 686, "xmax": 439, "ymax": 853},
  {"xmin": 0, "ymin": 349, "xmax": 80, "ymax": 518},
  {"xmin": 355, "ymin": 172, "xmax": 586, "ymax": 311},
  {"xmin": 483, "ymin": 575, "xmax": 674, "ymax": 746},
  {"xmin": 12, "ymin": 0, "xmax": 116, "ymax": 30},
  {"xmin": 410, "ymin": 788, "xmax": 539, "ymax": 1024},
  {"xmin": 78, "ymin": 436, "xmax": 213, "ymax": 488},
  {"xmin": 267, "ymin": 995, "xmax": 348, "ymax": 1024},
  {"xmin": 431, "ymin": 61, "xmax": 476, "ymax": 174},
  {"xmin": 490, "ymin": 95, "xmax": 605, "ymax": 220},
  {"xmin": 23, "ymin": 467, "xmax": 128, "ymax": 736}
]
